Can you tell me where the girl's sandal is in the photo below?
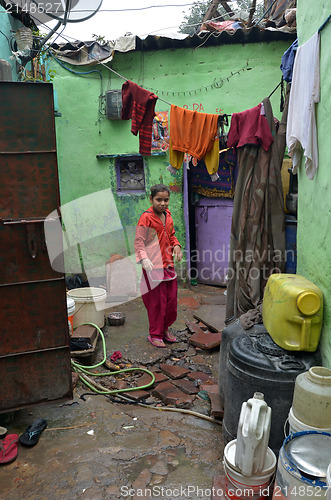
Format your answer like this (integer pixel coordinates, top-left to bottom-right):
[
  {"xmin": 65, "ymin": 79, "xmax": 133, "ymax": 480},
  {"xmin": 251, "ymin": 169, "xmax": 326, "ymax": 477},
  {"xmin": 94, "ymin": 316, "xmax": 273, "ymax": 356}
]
[
  {"xmin": 148, "ymin": 336, "xmax": 166, "ymax": 348},
  {"xmin": 163, "ymin": 330, "xmax": 176, "ymax": 343},
  {"xmin": 0, "ymin": 434, "xmax": 19, "ymax": 465}
]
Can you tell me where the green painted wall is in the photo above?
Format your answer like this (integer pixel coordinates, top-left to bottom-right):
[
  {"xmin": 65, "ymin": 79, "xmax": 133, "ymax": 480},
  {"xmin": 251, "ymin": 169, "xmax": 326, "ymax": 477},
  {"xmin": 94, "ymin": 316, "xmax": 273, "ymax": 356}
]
[
  {"xmin": 51, "ymin": 38, "xmax": 293, "ymax": 279},
  {"xmin": 296, "ymin": 1, "xmax": 331, "ymax": 367}
]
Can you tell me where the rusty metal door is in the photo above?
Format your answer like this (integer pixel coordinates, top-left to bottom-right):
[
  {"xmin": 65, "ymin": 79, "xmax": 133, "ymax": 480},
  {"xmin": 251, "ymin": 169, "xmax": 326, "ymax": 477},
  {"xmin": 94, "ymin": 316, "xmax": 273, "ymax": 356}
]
[{"xmin": 0, "ymin": 82, "xmax": 72, "ymax": 412}]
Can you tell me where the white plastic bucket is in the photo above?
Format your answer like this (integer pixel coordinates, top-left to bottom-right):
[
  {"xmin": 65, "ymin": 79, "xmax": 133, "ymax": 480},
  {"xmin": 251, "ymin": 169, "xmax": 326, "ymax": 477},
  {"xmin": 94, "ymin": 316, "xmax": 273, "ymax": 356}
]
[
  {"xmin": 272, "ymin": 431, "xmax": 330, "ymax": 500},
  {"xmin": 288, "ymin": 407, "xmax": 331, "ymax": 434},
  {"xmin": 224, "ymin": 440, "xmax": 276, "ymax": 500},
  {"xmin": 67, "ymin": 287, "xmax": 106, "ymax": 328},
  {"xmin": 66, "ymin": 297, "xmax": 76, "ymax": 336}
]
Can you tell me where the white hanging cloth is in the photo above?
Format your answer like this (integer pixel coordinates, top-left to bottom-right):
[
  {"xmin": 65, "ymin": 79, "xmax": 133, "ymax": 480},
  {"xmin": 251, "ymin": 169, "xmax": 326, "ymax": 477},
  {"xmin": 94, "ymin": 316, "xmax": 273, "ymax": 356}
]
[{"xmin": 286, "ymin": 31, "xmax": 320, "ymax": 180}]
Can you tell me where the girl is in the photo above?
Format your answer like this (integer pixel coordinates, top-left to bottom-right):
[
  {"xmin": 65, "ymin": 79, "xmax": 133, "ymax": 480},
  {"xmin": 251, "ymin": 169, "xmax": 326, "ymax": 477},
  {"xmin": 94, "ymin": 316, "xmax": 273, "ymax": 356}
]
[{"xmin": 134, "ymin": 184, "xmax": 182, "ymax": 348}]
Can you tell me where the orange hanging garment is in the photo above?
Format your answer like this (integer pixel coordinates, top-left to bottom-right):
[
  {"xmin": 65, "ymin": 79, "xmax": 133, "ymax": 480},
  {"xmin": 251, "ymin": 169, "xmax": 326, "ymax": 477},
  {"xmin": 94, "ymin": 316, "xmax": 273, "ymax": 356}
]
[{"xmin": 169, "ymin": 105, "xmax": 219, "ymax": 178}]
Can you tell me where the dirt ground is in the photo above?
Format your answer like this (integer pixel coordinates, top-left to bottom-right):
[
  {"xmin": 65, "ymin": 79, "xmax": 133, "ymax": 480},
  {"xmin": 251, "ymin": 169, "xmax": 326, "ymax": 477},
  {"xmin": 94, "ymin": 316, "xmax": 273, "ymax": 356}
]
[{"xmin": 0, "ymin": 284, "xmax": 227, "ymax": 500}]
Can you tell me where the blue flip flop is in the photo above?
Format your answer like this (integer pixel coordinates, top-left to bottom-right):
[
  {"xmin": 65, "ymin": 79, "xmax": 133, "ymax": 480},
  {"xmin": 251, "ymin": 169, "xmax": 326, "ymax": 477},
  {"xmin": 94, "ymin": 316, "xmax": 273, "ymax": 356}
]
[{"xmin": 19, "ymin": 419, "xmax": 47, "ymax": 447}]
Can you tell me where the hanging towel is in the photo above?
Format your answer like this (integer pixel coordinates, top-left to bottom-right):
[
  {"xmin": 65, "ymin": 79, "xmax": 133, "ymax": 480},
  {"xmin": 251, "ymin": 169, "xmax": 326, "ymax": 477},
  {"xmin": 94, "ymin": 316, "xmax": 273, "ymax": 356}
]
[
  {"xmin": 280, "ymin": 39, "xmax": 298, "ymax": 83},
  {"xmin": 121, "ymin": 80, "xmax": 158, "ymax": 156},
  {"xmin": 286, "ymin": 32, "xmax": 320, "ymax": 180},
  {"xmin": 227, "ymin": 103, "xmax": 274, "ymax": 151},
  {"xmin": 168, "ymin": 105, "xmax": 219, "ymax": 179}
]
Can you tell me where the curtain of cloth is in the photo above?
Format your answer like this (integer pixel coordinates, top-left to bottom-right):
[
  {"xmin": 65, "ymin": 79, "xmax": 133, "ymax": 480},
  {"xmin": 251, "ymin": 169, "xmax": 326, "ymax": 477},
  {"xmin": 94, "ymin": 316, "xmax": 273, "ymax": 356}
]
[{"xmin": 226, "ymin": 94, "xmax": 289, "ymax": 320}]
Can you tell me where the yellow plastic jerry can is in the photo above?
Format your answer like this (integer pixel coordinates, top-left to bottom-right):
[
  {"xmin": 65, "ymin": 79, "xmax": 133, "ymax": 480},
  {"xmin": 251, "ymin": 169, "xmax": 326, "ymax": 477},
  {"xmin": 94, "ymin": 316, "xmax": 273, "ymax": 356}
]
[{"xmin": 262, "ymin": 274, "xmax": 323, "ymax": 352}]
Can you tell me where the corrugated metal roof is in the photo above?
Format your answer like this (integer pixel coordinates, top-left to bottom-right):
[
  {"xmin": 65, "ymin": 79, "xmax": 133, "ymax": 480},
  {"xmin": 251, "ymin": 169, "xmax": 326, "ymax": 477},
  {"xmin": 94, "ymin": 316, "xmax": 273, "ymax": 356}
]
[{"xmin": 135, "ymin": 27, "xmax": 296, "ymax": 51}]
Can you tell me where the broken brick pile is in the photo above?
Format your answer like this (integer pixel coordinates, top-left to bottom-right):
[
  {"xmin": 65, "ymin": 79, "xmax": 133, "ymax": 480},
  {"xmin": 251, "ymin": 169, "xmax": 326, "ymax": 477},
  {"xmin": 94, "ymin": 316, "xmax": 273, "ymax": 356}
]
[{"xmin": 117, "ymin": 320, "xmax": 223, "ymax": 418}]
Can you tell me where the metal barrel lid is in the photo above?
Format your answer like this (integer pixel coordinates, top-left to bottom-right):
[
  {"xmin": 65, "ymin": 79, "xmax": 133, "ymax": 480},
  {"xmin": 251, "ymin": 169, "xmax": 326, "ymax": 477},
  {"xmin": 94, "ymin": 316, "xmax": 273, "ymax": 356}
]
[{"xmin": 285, "ymin": 432, "xmax": 331, "ymax": 478}]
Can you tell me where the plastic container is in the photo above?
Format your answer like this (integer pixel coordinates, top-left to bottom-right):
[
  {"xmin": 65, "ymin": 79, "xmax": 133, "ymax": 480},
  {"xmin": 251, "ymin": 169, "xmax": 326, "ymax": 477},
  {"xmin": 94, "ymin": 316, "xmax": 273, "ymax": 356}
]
[
  {"xmin": 263, "ymin": 274, "xmax": 323, "ymax": 352},
  {"xmin": 222, "ymin": 333, "xmax": 322, "ymax": 454},
  {"xmin": 288, "ymin": 407, "xmax": 331, "ymax": 434},
  {"xmin": 292, "ymin": 366, "xmax": 331, "ymax": 428},
  {"xmin": 272, "ymin": 431, "xmax": 330, "ymax": 500},
  {"xmin": 67, "ymin": 287, "xmax": 106, "ymax": 328},
  {"xmin": 218, "ymin": 319, "xmax": 268, "ymax": 408},
  {"xmin": 224, "ymin": 440, "xmax": 276, "ymax": 500},
  {"xmin": 66, "ymin": 297, "xmax": 75, "ymax": 336},
  {"xmin": 235, "ymin": 392, "xmax": 271, "ymax": 477}
]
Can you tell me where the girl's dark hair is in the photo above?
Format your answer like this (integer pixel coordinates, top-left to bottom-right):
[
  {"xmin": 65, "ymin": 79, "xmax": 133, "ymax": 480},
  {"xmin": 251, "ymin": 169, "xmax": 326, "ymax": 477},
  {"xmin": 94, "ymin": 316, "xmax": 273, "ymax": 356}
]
[{"xmin": 150, "ymin": 184, "xmax": 170, "ymax": 199}]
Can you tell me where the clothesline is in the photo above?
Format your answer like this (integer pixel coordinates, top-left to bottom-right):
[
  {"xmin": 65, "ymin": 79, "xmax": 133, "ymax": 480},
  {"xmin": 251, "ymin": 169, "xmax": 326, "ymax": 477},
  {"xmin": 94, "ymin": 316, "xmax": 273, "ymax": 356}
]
[
  {"xmin": 105, "ymin": 63, "xmax": 283, "ymax": 112},
  {"xmin": 318, "ymin": 13, "xmax": 331, "ymax": 33}
]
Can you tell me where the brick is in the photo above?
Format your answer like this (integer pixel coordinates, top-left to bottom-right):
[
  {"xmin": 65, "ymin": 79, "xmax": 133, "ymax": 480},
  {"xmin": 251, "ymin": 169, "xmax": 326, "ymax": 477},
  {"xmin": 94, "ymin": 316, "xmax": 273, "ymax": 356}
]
[
  {"xmin": 122, "ymin": 389, "xmax": 150, "ymax": 401},
  {"xmin": 186, "ymin": 321, "xmax": 206, "ymax": 335},
  {"xmin": 187, "ymin": 371, "xmax": 217, "ymax": 385},
  {"xmin": 114, "ymin": 380, "xmax": 128, "ymax": 390},
  {"xmin": 175, "ymin": 396, "xmax": 195, "ymax": 409},
  {"xmin": 202, "ymin": 383, "xmax": 219, "ymax": 395},
  {"xmin": 171, "ymin": 379, "xmax": 199, "ymax": 395},
  {"xmin": 159, "ymin": 363, "xmax": 190, "ymax": 379},
  {"xmin": 190, "ymin": 354, "xmax": 207, "ymax": 365},
  {"xmin": 209, "ymin": 392, "xmax": 224, "ymax": 419},
  {"xmin": 197, "ymin": 321, "xmax": 209, "ymax": 330},
  {"xmin": 189, "ymin": 331, "xmax": 222, "ymax": 350},
  {"xmin": 71, "ymin": 324, "xmax": 97, "ymax": 342},
  {"xmin": 138, "ymin": 371, "xmax": 169, "ymax": 388},
  {"xmin": 152, "ymin": 381, "xmax": 194, "ymax": 407}
]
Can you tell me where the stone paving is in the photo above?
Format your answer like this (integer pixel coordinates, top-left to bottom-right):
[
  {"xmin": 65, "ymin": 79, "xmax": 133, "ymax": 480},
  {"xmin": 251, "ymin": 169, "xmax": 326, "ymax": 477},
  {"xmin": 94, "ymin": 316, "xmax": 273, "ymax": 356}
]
[{"xmin": 0, "ymin": 284, "xmax": 229, "ymax": 500}]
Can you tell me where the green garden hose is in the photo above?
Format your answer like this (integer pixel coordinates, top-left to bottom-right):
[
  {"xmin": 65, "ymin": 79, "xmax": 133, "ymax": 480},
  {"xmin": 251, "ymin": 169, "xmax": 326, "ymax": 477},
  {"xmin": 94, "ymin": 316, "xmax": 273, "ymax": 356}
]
[{"xmin": 71, "ymin": 322, "xmax": 155, "ymax": 395}]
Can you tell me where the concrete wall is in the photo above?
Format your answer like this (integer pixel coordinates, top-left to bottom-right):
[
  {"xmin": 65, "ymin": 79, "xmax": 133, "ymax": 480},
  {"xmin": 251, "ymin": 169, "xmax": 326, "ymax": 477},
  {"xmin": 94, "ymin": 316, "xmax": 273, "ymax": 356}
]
[
  {"xmin": 0, "ymin": 6, "xmax": 24, "ymax": 81},
  {"xmin": 51, "ymin": 38, "xmax": 292, "ymax": 279},
  {"xmin": 296, "ymin": 1, "xmax": 331, "ymax": 367}
]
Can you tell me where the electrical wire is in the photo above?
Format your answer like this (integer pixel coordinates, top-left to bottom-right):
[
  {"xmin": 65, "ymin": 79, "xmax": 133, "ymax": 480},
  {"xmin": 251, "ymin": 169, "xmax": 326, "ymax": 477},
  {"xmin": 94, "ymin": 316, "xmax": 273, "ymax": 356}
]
[
  {"xmin": 67, "ymin": 4, "xmax": 196, "ymax": 13},
  {"xmin": 0, "ymin": 28, "xmax": 9, "ymax": 42},
  {"xmin": 116, "ymin": 393, "xmax": 223, "ymax": 425},
  {"xmin": 47, "ymin": 49, "xmax": 102, "ymax": 79}
]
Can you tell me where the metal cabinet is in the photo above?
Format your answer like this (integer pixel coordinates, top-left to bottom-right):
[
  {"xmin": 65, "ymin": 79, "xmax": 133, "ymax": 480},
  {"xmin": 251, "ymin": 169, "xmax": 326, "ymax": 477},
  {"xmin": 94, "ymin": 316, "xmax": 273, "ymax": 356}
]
[{"xmin": 0, "ymin": 82, "xmax": 72, "ymax": 412}]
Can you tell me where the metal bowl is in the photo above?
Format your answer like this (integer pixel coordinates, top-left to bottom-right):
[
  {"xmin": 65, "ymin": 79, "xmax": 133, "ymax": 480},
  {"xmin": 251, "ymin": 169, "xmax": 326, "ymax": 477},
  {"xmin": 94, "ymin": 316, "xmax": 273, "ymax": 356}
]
[
  {"xmin": 0, "ymin": 426, "xmax": 7, "ymax": 438},
  {"xmin": 107, "ymin": 312, "xmax": 126, "ymax": 326}
]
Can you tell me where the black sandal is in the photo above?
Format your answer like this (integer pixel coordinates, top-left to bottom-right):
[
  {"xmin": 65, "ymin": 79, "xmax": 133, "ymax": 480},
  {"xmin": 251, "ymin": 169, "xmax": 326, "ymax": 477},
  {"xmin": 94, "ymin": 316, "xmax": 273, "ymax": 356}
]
[{"xmin": 19, "ymin": 419, "xmax": 47, "ymax": 447}]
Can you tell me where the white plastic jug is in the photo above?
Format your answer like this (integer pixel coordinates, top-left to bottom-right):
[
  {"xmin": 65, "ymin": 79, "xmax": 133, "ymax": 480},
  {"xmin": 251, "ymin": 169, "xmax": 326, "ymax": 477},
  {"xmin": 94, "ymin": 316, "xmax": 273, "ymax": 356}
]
[{"xmin": 235, "ymin": 392, "xmax": 272, "ymax": 477}]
